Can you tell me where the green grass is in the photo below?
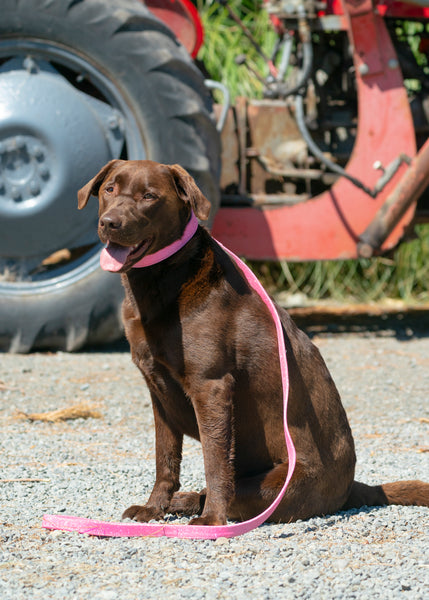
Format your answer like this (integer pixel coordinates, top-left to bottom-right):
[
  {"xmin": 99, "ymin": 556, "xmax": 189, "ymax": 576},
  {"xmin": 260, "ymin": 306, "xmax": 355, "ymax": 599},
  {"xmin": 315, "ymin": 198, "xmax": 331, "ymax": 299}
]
[
  {"xmin": 196, "ymin": 2, "xmax": 429, "ymax": 304},
  {"xmin": 250, "ymin": 225, "xmax": 429, "ymax": 305},
  {"xmin": 196, "ymin": 0, "xmax": 276, "ymax": 100}
]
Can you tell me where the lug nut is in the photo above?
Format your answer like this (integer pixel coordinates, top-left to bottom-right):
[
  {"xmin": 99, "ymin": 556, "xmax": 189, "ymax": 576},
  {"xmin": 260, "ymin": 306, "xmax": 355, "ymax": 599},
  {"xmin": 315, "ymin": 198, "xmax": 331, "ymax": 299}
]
[
  {"xmin": 29, "ymin": 180, "xmax": 40, "ymax": 196},
  {"xmin": 108, "ymin": 116, "xmax": 117, "ymax": 128},
  {"xmin": 32, "ymin": 145, "xmax": 44, "ymax": 160},
  {"xmin": 23, "ymin": 56, "xmax": 38, "ymax": 74},
  {"xmin": 38, "ymin": 164, "xmax": 50, "ymax": 178},
  {"xmin": 108, "ymin": 114, "xmax": 121, "ymax": 130},
  {"xmin": 10, "ymin": 186, "xmax": 21, "ymax": 200}
]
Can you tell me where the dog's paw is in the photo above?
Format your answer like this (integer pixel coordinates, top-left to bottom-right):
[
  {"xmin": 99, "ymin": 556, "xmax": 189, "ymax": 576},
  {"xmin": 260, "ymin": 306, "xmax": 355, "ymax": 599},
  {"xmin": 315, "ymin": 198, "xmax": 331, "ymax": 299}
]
[
  {"xmin": 168, "ymin": 491, "xmax": 205, "ymax": 516},
  {"xmin": 122, "ymin": 504, "xmax": 164, "ymax": 522},
  {"xmin": 189, "ymin": 514, "xmax": 226, "ymax": 527}
]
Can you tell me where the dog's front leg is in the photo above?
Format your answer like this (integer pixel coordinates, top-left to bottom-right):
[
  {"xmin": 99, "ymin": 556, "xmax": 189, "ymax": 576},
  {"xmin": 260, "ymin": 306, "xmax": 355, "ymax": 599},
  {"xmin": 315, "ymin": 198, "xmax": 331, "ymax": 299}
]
[
  {"xmin": 189, "ymin": 374, "xmax": 235, "ymax": 526},
  {"xmin": 122, "ymin": 394, "xmax": 183, "ymax": 522}
]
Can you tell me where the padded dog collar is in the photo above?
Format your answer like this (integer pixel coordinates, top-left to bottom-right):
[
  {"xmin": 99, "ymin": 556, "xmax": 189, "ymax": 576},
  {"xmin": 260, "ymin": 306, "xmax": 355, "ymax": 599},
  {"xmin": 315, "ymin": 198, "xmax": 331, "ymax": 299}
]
[{"xmin": 132, "ymin": 212, "xmax": 199, "ymax": 268}]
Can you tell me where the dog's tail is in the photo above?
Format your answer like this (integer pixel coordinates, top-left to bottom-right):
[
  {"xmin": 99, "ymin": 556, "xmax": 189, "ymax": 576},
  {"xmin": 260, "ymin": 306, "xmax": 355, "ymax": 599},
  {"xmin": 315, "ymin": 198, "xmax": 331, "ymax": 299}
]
[{"xmin": 342, "ymin": 480, "xmax": 429, "ymax": 510}]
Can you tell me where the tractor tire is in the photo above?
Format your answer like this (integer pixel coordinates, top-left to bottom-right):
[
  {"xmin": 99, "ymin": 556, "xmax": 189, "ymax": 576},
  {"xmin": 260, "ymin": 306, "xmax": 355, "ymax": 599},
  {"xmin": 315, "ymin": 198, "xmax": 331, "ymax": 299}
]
[{"xmin": 0, "ymin": 0, "xmax": 220, "ymax": 352}]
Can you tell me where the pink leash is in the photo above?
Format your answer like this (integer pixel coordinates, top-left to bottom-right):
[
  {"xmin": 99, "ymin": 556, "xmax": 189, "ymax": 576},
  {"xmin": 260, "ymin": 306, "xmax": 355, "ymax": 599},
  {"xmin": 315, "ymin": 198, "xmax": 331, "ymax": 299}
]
[{"xmin": 42, "ymin": 214, "xmax": 296, "ymax": 539}]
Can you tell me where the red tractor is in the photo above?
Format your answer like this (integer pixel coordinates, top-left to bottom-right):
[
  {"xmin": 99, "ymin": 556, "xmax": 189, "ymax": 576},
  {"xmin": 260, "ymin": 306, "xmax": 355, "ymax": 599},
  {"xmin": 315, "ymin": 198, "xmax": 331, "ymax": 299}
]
[{"xmin": 0, "ymin": 0, "xmax": 428, "ymax": 351}]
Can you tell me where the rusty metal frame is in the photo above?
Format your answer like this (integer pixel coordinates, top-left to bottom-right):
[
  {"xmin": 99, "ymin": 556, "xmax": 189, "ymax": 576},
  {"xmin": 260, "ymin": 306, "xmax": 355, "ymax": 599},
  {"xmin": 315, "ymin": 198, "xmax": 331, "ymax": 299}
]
[{"xmin": 212, "ymin": 0, "xmax": 425, "ymax": 261}]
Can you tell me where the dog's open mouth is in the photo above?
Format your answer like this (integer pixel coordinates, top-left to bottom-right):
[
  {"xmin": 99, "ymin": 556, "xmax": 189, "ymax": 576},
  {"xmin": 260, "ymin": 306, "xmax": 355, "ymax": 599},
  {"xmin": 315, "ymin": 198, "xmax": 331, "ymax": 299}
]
[{"xmin": 100, "ymin": 239, "xmax": 152, "ymax": 272}]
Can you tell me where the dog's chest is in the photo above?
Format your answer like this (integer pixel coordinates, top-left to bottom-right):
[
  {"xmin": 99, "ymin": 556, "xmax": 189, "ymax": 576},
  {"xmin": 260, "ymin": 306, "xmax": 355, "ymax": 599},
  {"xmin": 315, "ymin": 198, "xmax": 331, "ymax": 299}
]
[{"xmin": 129, "ymin": 332, "xmax": 200, "ymax": 437}]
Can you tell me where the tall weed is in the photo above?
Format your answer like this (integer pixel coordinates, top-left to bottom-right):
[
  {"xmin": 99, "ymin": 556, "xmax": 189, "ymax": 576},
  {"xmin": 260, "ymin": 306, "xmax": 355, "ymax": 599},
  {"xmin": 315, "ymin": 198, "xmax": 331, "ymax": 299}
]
[
  {"xmin": 251, "ymin": 225, "xmax": 429, "ymax": 305},
  {"xmin": 196, "ymin": 0, "xmax": 276, "ymax": 100}
]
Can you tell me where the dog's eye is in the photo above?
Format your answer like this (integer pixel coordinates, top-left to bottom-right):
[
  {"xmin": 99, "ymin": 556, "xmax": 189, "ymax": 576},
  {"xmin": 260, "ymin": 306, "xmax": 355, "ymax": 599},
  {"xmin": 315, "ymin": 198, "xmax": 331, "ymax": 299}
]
[
  {"xmin": 105, "ymin": 186, "xmax": 114, "ymax": 193},
  {"xmin": 143, "ymin": 192, "xmax": 156, "ymax": 200}
]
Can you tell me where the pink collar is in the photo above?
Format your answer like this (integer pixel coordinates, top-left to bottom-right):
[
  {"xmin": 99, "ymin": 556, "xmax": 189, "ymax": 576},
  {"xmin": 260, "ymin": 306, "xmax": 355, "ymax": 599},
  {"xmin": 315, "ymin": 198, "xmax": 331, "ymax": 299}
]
[{"xmin": 132, "ymin": 212, "xmax": 199, "ymax": 268}]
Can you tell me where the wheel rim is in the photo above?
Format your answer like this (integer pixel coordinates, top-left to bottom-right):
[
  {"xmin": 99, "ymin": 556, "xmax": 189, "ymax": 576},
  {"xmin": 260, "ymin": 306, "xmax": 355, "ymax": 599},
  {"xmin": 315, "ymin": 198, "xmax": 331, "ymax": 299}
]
[{"xmin": 0, "ymin": 39, "xmax": 146, "ymax": 294}]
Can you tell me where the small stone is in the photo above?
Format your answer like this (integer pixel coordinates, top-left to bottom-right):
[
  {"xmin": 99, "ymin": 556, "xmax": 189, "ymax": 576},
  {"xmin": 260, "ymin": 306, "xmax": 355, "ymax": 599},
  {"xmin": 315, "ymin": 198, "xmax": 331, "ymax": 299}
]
[
  {"xmin": 214, "ymin": 537, "xmax": 228, "ymax": 545},
  {"xmin": 48, "ymin": 529, "xmax": 64, "ymax": 538}
]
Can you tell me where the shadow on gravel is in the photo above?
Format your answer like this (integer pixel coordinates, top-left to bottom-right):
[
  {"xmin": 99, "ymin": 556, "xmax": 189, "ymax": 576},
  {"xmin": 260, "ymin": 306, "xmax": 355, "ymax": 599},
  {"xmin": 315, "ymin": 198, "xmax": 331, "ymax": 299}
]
[
  {"xmin": 271, "ymin": 505, "xmax": 394, "ymax": 539},
  {"xmin": 81, "ymin": 309, "xmax": 429, "ymax": 354},
  {"xmin": 86, "ymin": 337, "xmax": 130, "ymax": 353},
  {"xmin": 291, "ymin": 309, "xmax": 429, "ymax": 342}
]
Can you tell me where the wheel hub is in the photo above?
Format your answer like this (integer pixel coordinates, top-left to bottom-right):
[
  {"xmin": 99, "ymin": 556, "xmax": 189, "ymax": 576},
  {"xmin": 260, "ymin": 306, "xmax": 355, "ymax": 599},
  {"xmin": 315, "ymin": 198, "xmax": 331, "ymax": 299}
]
[
  {"xmin": 0, "ymin": 57, "xmax": 125, "ymax": 258},
  {"xmin": 0, "ymin": 134, "xmax": 51, "ymax": 201}
]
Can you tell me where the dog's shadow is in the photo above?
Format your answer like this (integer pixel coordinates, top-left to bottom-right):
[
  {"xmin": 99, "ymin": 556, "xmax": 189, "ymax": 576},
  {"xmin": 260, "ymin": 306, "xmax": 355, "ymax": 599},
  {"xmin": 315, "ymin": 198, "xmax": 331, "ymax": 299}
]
[
  {"xmin": 273, "ymin": 504, "xmax": 393, "ymax": 539},
  {"xmin": 294, "ymin": 311, "xmax": 429, "ymax": 342},
  {"xmin": 140, "ymin": 504, "xmax": 392, "ymax": 538},
  {"xmin": 84, "ymin": 309, "xmax": 429, "ymax": 355}
]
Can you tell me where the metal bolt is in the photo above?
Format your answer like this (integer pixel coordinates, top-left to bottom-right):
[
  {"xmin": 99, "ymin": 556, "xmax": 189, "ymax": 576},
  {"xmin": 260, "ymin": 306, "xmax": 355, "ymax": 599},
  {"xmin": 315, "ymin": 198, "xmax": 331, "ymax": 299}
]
[
  {"xmin": 23, "ymin": 56, "xmax": 38, "ymax": 74},
  {"xmin": 38, "ymin": 164, "xmax": 50, "ymax": 178},
  {"xmin": 357, "ymin": 242, "xmax": 374, "ymax": 259},
  {"xmin": 32, "ymin": 145, "xmax": 44, "ymax": 160},
  {"xmin": 15, "ymin": 136, "xmax": 25, "ymax": 150},
  {"xmin": 29, "ymin": 180, "xmax": 40, "ymax": 196},
  {"xmin": 10, "ymin": 186, "xmax": 21, "ymax": 200},
  {"xmin": 358, "ymin": 63, "xmax": 369, "ymax": 76},
  {"xmin": 388, "ymin": 58, "xmax": 399, "ymax": 70},
  {"xmin": 373, "ymin": 160, "xmax": 384, "ymax": 172},
  {"xmin": 108, "ymin": 114, "xmax": 121, "ymax": 130}
]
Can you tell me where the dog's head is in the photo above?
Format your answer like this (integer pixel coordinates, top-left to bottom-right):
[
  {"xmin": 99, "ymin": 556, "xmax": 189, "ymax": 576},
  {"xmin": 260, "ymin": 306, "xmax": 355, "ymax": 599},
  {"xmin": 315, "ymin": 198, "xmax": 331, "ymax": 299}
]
[{"xmin": 78, "ymin": 160, "xmax": 211, "ymax": 272}]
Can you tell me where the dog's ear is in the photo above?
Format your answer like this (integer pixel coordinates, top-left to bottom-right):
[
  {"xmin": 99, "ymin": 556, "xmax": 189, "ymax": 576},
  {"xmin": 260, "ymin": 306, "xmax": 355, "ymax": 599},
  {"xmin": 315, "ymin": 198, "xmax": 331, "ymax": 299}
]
[
  {"xmin": 169, "ymin": 164, "xmax": 211, "ymax": 221},
  {"xmin": 77, "ymin": 160, "xmax": 124, "ymax": 210}
]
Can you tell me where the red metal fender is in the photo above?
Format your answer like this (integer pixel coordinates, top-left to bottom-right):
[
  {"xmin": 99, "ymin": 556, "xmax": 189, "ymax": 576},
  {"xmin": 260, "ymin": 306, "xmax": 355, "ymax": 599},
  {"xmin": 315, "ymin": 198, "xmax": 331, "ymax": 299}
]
[
  {"xmin": 212, "ymin": 0, "xmax": 419, "ymax": 261},
  {"xmin": 328, "ymin": 0, "xmax": 429, "ymax": 19},
  {"xmin": 145, "ymin": 0, "xmax": 204, "ymax": 58}
]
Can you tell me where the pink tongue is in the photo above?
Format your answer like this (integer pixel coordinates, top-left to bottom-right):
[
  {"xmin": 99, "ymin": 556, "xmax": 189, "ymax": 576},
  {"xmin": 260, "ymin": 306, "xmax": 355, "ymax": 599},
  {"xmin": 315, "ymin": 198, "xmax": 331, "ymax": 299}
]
[{"xmin": 100, "ymin": 243, "xmax": 132, "ymax": 272}]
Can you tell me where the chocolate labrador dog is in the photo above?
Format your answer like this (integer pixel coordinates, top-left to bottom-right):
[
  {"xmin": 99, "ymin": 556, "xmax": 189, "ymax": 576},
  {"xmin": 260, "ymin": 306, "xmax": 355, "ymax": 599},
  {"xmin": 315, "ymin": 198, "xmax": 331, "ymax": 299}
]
[{"xmin": 78, "ymin": 160, "xmax": 429, "ymax": 526}]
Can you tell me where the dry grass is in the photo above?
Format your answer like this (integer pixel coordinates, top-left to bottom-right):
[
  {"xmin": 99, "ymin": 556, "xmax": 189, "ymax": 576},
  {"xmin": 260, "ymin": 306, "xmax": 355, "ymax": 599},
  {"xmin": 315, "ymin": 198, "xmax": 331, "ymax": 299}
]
[{"xmin": 15, "ymin": 402, "xmax": 102, "ymax": 423}]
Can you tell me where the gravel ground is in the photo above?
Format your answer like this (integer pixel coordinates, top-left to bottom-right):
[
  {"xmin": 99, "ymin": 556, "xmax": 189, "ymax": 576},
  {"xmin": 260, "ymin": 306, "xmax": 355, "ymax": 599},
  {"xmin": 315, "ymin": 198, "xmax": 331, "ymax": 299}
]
[{"xmin": 1, "ymin": 323, "xmax": 428, "ymax": 599}]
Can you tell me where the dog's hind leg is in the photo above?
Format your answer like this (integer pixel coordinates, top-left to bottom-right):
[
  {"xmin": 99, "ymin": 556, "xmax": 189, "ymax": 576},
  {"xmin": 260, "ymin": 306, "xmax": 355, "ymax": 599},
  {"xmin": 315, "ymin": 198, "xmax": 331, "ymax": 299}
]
[
  {"xmin": 228, "ymin": 460, "xmax": 351, "ymax": 523},
  {"xmin": 226, "ymin": 461, "xmax": 302, "ymax": 523},
  {"xmin": 168, "ymin": 460, "xmax": 356, "ymax": 524}
]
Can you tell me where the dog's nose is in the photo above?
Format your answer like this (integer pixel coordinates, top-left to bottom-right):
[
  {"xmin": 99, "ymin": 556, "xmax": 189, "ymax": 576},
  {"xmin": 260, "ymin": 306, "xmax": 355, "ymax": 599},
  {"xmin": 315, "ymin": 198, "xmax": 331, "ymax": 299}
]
[{"xmin": 99, "ymin": 215, "xmax": 122, "ymax": 230}]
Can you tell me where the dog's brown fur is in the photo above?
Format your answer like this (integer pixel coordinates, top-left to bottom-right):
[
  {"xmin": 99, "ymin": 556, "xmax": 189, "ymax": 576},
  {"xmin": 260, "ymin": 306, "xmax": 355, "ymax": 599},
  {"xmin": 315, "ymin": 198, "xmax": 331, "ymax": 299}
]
[{"xmin": 78, "ymin": 160, "xmax": 429, "ymax": 525}]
